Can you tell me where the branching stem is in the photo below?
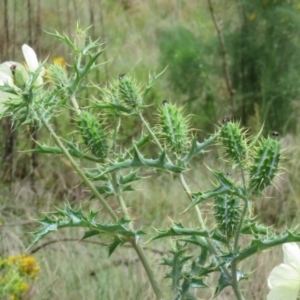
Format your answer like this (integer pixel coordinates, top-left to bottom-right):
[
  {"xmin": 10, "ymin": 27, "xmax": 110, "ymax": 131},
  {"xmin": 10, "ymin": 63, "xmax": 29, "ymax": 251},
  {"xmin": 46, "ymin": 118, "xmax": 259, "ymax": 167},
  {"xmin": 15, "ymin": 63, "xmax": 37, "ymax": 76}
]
[
  {"xmin": 179, "ymin": 173, "xmax": 233, "ymax": 283},
  {"xmin": 40, "ymin": 114, "xmax": 118, "ymax": 222}
]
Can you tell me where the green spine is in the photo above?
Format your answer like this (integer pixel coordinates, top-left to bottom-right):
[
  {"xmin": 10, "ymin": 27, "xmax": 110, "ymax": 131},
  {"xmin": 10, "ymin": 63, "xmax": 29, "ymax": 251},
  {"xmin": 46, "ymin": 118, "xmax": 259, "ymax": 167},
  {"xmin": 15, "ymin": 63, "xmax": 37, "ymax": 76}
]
[
  {"xmin": 78, "ymin": 111, "xmax": 109, "ymax": 161},
  {"xmin": 214, "ymin": 194, "xmax": 241, "ymax": 238},
  {"xmin": 249, "ymin": 137, "xmax": 280, "ymax": 193}
]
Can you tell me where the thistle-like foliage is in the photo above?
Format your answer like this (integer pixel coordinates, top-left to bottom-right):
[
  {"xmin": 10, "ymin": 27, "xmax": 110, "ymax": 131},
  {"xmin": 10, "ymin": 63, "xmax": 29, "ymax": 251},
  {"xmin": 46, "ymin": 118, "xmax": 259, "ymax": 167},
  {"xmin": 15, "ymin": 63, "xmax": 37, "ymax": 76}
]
[
  {"xmin": 157, "ymin": 102, "xmax": 190, "ymax": 154},
  {"xmin": 214, "ymin": 194, "xmax": 241, "ymax": 239},
  {"xmin": 77, "ymin": 110, "xmax": 109, "ymax": 161},
  {"xmin": 118, "ymin": 74, "xmax": 143, "ymax": 108},
  {"xmin": 249, "ymin": 137, "xmax": 281, "ymax": 194},
  {"xmin": 220, "ymin": 121, "xmax": 248, "ymax": 165},
  {"xmin": 46, "ymin": 63, "xmax": 69, "ymax": 90}
]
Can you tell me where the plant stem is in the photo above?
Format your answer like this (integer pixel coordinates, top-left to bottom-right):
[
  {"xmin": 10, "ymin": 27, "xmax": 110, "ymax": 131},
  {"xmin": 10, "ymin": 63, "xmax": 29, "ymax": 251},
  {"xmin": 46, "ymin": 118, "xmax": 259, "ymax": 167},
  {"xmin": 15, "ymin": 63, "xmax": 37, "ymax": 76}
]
[
  {"xmin": 132, "ymin": 239, "xmax": 164, "ymax": 300},
  {"xmin": 70, "ymin": 93, "xmax": 81, "ymax": 115},
  {"xmin": 109, "ymin": 117, "xmax": 163, "ymax": 299},
  {"xmin": 40, "ymin": 114, "xmax": 118, "ymax": 222},
  {"xmin": 231, "ymin": 262, "xmax": 244, "ymax": 300},
  {"xmin": 139, "ymin": 113, "xmax": 164, "ymax": 152},
  {"xmin": 231, "ymin": 168, "xmax": 249, "ymax": 300},
  {"xmin": 111, "ymin": 173, "xmax": 164, "ymax": 300},
  {"xmin": 139, "ymin": 112, "xmax": 233, "ymax": 295},
  {"xmin": 111, "ymin": 173, "xmax": 133, "ymax": 229},
  {"xmin": 178, "ymin": 173, "xmax": 233, "ymax": 282}
]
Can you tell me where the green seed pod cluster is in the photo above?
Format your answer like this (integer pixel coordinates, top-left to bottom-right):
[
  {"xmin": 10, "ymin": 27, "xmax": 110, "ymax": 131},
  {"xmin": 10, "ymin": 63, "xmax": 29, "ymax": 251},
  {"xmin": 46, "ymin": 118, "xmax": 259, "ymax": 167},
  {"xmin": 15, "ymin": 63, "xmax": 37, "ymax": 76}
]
[
  {"xmin": 158, "ymin": 102, "xmax": 190, "ymax": 154},
  {"xmin": 214, "ymin": 194, "xmax": 241, "ymax": 238},
  {"xmin": 118, "ymin": 74, "xmax": 142, "ymax": 108},
  {"xmin": 77, "ymin": 110, "xmax": 109, "ymax": 161},
  {"xmin": 249, "ymin": 137, "xmax": 280, "ymax": 194},
  {"xmin": 220, "ymin": 121, "xmax": 247, "ymax": 165}
]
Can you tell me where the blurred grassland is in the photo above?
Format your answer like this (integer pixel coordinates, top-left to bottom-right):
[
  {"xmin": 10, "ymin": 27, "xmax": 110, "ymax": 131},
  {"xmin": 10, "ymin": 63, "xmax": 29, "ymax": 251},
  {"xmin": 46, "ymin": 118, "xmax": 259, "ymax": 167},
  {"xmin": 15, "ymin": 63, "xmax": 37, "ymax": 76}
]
[{"xmin": 1, "ymin": 0, "xmax": 300, "ymax": 299}]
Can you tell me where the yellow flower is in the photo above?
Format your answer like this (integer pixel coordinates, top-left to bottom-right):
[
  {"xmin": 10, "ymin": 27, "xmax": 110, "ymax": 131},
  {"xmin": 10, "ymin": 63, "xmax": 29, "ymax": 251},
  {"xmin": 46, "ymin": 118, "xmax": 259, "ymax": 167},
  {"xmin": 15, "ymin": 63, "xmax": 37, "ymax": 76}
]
[
  {"xmin": 18, "ymin": 255, "xmax": 40, "ymax": 279},
  {"xmin": 53, "ymin": 57, "xmax": 66, "ymax": 67},
  {"xmin": 20, "ymin": 281, "xmax": 29, "ymax": 292}
]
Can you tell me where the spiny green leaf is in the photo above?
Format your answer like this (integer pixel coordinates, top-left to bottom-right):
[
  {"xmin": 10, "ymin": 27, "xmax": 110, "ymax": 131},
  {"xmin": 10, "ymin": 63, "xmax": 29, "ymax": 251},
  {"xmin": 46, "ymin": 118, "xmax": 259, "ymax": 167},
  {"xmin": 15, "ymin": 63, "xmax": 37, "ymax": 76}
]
[
  {"xmin": 29, "ymin": 205, "xmax": 142, "ymax": 248},
  {"xmin": 82, "ymin": 230, "xmax": 101, "ymax": 239},
  {"xmin": 181, "ymin": 133, "xmax": 219, "ymax": 163},
  {"xmin": 143, "ymin": 68, "xmax": 166, "ymax": 98},
  {"xmin": 184, "ymin": 172, "xmax": 247, "ymax": 212},
  {"xmin": 214, "ymin": 269, "xmax": 245, "ymax": 297},
  {"xmin": 241, "ymin": 219, "xmax": 268, "ymax": 235},
  {"xmin": 119, "ymin": 171, "xmax": 143, "ymax": 185},
  {"xmin": 28, "ymin": 141, "xmax": 102, "ymax": 163},
  {"xmin": 233, "ymin": 230, "xmax": 300, "ymax": 263},
  {"xmin": 151, "ymin": 222, "xmax": 228, "ymax": 243},
  {"xmin": 108, "ymin": 237, "xmax": 125, "ymax": 257},
  {"xmin": 94, "ymin": 147, "xmax": 184, "ymax": 177}
]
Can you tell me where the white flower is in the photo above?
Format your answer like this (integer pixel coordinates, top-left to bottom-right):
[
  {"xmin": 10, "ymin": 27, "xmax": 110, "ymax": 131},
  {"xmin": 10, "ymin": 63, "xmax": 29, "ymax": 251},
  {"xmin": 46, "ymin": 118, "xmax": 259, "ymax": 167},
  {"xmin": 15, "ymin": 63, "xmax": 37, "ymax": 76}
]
[
  {"xmin": 0, "ymin": 44, "xmax": 44, "ymax": 88},
  {"xmin": 267, "ymin": 243, "xmax": 300, "ymax": 300},
  {"xmin": 0, "ymin": 44, "xmax": 43, "ymax": 114}
]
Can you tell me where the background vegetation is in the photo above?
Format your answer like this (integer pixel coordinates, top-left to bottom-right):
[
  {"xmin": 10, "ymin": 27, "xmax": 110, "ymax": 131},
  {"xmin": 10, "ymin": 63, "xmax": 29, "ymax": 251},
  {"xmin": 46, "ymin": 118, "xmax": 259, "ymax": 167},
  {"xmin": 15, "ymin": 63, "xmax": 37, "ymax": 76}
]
[{"xmin": 1, "ymin": 0, "xmax": 300, "ymax": 299}]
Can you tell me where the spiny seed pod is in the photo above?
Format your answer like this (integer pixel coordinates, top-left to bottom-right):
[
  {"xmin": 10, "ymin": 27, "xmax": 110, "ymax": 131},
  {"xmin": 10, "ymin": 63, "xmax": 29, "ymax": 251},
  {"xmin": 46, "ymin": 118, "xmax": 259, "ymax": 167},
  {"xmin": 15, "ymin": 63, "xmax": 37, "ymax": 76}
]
[
  {"xmin": 249, "ymin": 137, "xmax": 281, "ymax": 194},
  {"xmin": 118, "ymin": 74, "xmax": 142, "ymax": 108},
  {"xmin": 214, "ymin": 194, "xmax": 241, "ymax": 238},
  {"xmin": 77, "ymin": 111, "xmax": 109, "ymax": 161},
  {"xmin": 46, "ymin": 63, "xmax": 69, "ymax": 88},
  {"xmin": 220, "ymin": 121, "xmax": 247, "ymax": 165},
  {"xmin": 158, "ymin": 102, "xmax": 190, "ymax": 154}
]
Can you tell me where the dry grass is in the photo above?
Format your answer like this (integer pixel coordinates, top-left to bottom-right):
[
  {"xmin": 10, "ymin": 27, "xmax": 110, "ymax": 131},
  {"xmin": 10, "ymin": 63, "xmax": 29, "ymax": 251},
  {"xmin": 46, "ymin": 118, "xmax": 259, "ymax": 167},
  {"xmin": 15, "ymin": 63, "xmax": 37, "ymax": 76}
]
[
  {"xmin": 1, "ymin": 1, "xmax": 300, "ymax": 299},
  {"xmin": 1, "ymin": 152, "xmax": 299, "ymax": 299}
]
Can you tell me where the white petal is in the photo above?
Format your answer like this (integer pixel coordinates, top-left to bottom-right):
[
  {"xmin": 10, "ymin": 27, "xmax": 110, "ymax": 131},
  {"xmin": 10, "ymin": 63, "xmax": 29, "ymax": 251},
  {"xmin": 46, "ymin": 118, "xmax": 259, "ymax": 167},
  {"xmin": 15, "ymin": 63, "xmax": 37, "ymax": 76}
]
[
  {"xmin": 22, "ymin": 44, "xmax": 39, "ymax": 72},
  {"xmin": 268, "ymin": 263, "xmax": 300, "ymax": 289},
  {"xmin": 283, "ymin": 243, "xmax": 300, "ymax": 270},
  {"xmin": 267, "ymin": 285, "xmax": 299, "ymax": 300},
  {"xmin": 35, "ymin": 66, "xmax": 45, "ymax": 85},
  {"xmin": 0, "ymin": 61, "xmax": 16, "ymax": 86}
]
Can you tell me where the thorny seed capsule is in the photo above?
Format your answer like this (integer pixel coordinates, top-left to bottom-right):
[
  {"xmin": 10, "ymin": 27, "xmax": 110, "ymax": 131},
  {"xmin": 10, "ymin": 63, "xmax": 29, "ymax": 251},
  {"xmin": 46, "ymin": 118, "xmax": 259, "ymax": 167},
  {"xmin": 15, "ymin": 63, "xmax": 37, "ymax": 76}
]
[
  {"xmin": 77, "ymin": 110, "xmax": 109, "ymax": 161},
  {"xmin": 214, "ymin": 194, "xmax": 241, "ymax": 239},
  {"xmin": 158, "ymin": 102, "xmax": 190, "ymax": 154},
  {"xmin": 249, "ymin": 137, "xmax": 281, "ymax": 193},
  {"xmin": 220, "ymin": 121, "xmax": 247, "ymax": 165},
  {"xmin": 118, "ymin": 74, "xmax": 143, "ymax": 108}
]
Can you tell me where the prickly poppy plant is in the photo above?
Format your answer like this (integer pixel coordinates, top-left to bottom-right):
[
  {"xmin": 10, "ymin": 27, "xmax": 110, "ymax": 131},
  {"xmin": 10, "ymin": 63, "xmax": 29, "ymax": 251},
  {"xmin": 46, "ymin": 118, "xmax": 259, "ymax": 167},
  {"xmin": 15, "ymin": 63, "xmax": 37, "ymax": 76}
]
[{"xmin": 1, "ymin": 27, "xmax": 300, "ymax": 300}]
